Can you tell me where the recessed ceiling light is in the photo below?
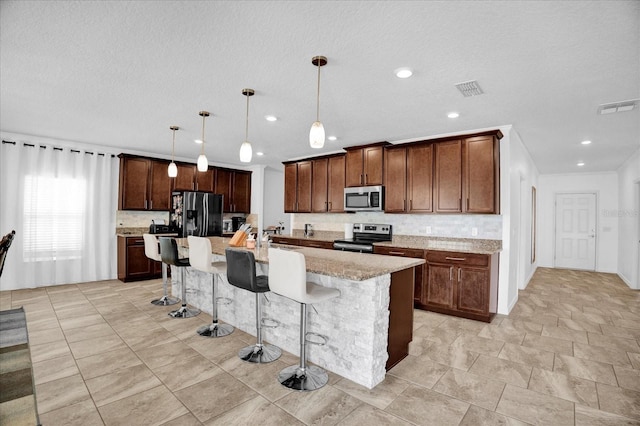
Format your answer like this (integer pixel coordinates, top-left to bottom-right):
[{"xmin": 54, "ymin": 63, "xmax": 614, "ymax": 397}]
[
  {"xmin": 265, "ymin": 115, "xmax": 278, "ymax": 122},
  {"xmin": 327, "ymin": 136, "xmax": 337, "ymax": 141},
  {"xmin": 256, "ymin": 152, "xmax": 264, "ymax": 156},
  {"xmin": 581, "ymin": 140, "xmax": 592, "ymax": 145},
  {"xmin": 394, "ymin": 67, "xmax": 413, "ymax": 79},
  {"xmin": 194, "ymin": 139, "xmax": 203, "ymax": 144},
  {"xmin": 447, "ymin": 112, "xmax": 459, "ymax": 118},
  {"xmin": 577, "ymin": 162, "xmax": 585, "ymax": 166}
]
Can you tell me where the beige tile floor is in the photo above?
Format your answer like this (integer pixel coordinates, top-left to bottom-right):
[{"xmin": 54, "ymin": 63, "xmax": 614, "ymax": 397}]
[{"xmin": 1, "ymin": 267, "xmax": 639, "ymax": 425}]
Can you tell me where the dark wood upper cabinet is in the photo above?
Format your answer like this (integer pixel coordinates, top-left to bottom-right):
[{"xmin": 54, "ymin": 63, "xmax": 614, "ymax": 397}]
[
  {"xmin": 407, "ymin": 143, "xmax": 433, "ymax": 213},
  {"xmin": 119, "ymin": 156, "xmax": 150, "ymax": 210},
  {"xmin": 284, "ymin": 161, "xmax": 312, "ymax": 213},
  {"xmin": 434, "ymin": 140, "xmax": 463, "ymax": 213},
  {"xmin": 149, "ymin": 160, "xmax": 172, "ymax": 211},
  {"xmin": 195, "ymin": 169, "xmax": 215, "ymax": 192},
  {"xmin": 384, "ymin": 143, "xmax": 433, "ymax": 213},
  {"xmin": 119, "ymin": 156, "xmax": 171, "ymax": 211},
  {"xmin": 312, "ymin": 158, "xmax": 329, "ymax": 212},
  {"xmin": 463, "ymin": 135, "xmax": 499, "ymax": 214},
  {"xmin": 172, "ymin": 163, "xmax": 196, "ymax": 191},
  {"xmin": 327, "ymin": 155, "xmax": 345, "ymax": 212},
  {"xmin": 215, "ymin": 168, "xmax": 251, "ymax": 213},
  {"xmin": 119, "ymin": 154, "xmax": 251, "ymax": 212},
  {"xmin": 297, "ymin": 161, "xmax": 312, "ymax": 212},
  {"xmin": 281, "ymin": 130, "xmax": 500, "ymax": 215},
  {"xmin": 232, "ymin": 170, "xmax": 251, "ymax": 213},
  {"xmin": 344, "ymin": 143, "xmax": 388, "ymax": 187},
  {"xmin": 383, "ymin": 146, "xmax": 407, "ymax": 212}
]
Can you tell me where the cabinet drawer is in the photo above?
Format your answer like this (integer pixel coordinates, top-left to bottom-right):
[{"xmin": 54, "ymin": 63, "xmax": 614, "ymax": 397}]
[
  {"xmin": 271, "ymin": 236, "xmax": 300, "ymax": 245},
  {"xmin": 374, "ymin": 246, "xmax": 424, "ymax": 258},
  {"xmin": 126, "ymin": 237, "xmax": 145, "ymax": 246},
  {"xmin": 298, "ymin": 240, "xmax": 333, "ymax": 249},
  {"xmin": 426, "ymin": 251, "xmax": 488, "ymax": 267}
]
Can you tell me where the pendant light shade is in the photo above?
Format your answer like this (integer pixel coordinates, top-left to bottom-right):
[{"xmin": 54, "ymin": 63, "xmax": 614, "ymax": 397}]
[
  {"xmin": 239, "ymin": 141, "xmax": 252, "ymax": 162},
  {"xmin": 168, "ymin": 125, "xmax": 179, "ymax": 178},
  {"xmin": 309, "ymin": 121, "xmax": 325, "ymax": 149},
  {"xmin": 240, "ymin": 88, "xmax": 254, "ymax": 163},
  {"xmin": 197, "ymin": 111, "xmax": 209, "ymax": 172},
  {"xmin": 310, "ymin": 55, "xmax": 327, "ymax": 149}
]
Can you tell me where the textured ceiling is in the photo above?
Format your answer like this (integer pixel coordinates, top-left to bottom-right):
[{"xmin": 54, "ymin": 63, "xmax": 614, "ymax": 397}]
[{"xmin": 1, "ymin": 1, "xmax": 638, "ymax": 174}]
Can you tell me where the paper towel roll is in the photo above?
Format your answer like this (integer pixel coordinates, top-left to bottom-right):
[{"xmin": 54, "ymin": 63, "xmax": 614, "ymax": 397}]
[{"xmin": 344, "ymin": 223, "xmax": 354, "ymax": 239}]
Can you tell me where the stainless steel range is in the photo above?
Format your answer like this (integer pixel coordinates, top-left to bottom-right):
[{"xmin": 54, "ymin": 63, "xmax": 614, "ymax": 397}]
[{"xmin": 333, "ymin": 223, "xmax": 392, "ymax": 253}]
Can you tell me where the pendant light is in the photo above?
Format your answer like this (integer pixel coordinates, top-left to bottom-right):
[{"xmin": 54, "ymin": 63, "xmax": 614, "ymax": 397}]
[
  {"xmin": 239, "ymin": 88, "xmax": 254, "ymax": 163},
  {"xmin": 309, "ymin": 55, "xmax": 327, "ymax": 149},
  {"xmin": 197, "ymin": 111, "xmax": 209, "ymax": 172},
  {"xmin": 167, "ymin": 126, "xmax": 179, "ymax": 177}
]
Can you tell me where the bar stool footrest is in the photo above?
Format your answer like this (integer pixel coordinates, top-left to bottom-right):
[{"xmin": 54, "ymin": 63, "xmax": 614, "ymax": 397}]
[
  {"xmin": 261, "ymin": 318, "xmax": 280, "ymax": 329},
  {"xmin": 238, "ymin": 343, "xmax": 281, "ymax": 363},
  {"xmin": 216, "ymin": 297, "xmax": 233, "ymax": 306},
  {"xmin": 305, "ymin": 332, "xmax": 328, "ymax": 346},
  {"xmin": 278, "ymin": 365, "xmax": 329, "ymax": 391},
  {"xmin": 197, "ymin": 323, "xmax": 234, "ymax": 337}
]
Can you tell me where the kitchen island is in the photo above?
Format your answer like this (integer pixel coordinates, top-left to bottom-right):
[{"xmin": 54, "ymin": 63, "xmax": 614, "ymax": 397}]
[{"xmin": 170, "ymin": 237, "xmax": 424, "ymax": 389}]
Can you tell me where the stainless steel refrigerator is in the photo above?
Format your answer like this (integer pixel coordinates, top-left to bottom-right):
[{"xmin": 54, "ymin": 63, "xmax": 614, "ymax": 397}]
[{"xmin": 170, "ymin": 191, "xmax": 223, "ymax": 237}]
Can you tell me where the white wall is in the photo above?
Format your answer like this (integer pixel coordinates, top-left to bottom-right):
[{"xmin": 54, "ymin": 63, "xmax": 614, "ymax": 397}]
[
  {"xmin": 617, "ymin": 148, "xmax": 640, "ymax": 289},
  {"xmin": 505, "ymin": 128, "xmax": 539, "ymax": 298},
  {"xmin": 537, "ymin": 172, "xmax": 619, "ymax": 273},
  {"xmin": 262, "ymin": 167, "xmax": 290, "ymax": 230}
]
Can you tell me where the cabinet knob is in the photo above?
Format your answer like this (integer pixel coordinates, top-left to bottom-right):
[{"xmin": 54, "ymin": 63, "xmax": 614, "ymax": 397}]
[
  {"xmin": 449, "ymin": 266, "xmax": 453, "ymax": 281},
  {"xmin": 445, "ymin": 257, "xmax": 466, "ymax": 261},
  {"xmin": 458, "ymin": 268, "xmax": 462, "ymax": 282}
]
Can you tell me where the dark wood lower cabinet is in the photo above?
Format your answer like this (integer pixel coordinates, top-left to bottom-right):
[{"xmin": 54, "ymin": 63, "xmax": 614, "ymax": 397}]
[
  {"xmin": 117, "ymin": 236, "xmax": 163, "ymax": 282},
  {"xmin": 422, "ymin": 250, "xmax": 499, "ymax": 322}
]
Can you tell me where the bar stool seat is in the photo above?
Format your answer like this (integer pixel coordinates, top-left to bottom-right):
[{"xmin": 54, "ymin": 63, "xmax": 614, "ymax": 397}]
[
  {"xmin": 188, "ymin": 236, "xmax": 233, "ymax": 337},
  {"xmin": 159, "ymin": 237, "xmax": 200, "ymax": 318},
  {"xmin": 268, "ymin": 247, "xmax": 340, "ymax": 391},
  {"xmin": 143, "ymin": 234, "xmax": 180, "ymax": 306},
  {"xmin": 226, "ymin": 248, "xmax": 281, "ymax": 363}
]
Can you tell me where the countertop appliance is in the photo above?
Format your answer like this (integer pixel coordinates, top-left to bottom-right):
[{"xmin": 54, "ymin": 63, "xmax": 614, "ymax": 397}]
[
  {"xmin": 333, "ymin": 223, "xmax": 392, "ymax": 253},
  {"xmin": 170, "ymin": 191, "xmax": 223, "ymax": 238},
  {"xmin": 149, "ymin": 221, "xmax": 171, "ymax": 234},
  {"xmin": 231, "ymin": 216, "xmax": 246, "ymax": 232},
  {"xmin": 344, "ymin": 185, "xmax": 384, "ymax": 212}
]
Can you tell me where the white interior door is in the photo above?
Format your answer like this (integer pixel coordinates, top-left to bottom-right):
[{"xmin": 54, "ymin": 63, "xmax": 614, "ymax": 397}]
[{"xmin": 554, "ymin": 193, "xmax": 596, "ymax": 270}]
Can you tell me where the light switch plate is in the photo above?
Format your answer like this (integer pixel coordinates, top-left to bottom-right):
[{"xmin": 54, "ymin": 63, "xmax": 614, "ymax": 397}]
[
  {"xmin": 471, "ymin": 227, "xmax": 478, "ymax": 236},
  {"xmin": 426, "ymin": 226, "xmax": 432, "ymax": 234}
]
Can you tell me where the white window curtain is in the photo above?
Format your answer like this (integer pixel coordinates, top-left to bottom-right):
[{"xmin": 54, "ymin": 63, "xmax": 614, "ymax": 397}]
[{"xmin": 0, "ymin": 140, "xmax": 119, "ymax": 290}]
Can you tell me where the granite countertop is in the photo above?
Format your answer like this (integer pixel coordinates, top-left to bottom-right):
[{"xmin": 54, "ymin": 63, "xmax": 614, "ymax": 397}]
[
  {"xmin": 175, "ymin": 237, "xmax": 424, "ymax": 281},
  {"xmin": 116, "ymin": 227, "xmax": 178, "ymax": 237},
  {"xmin": 273, "ymin": 231, "xmax": 502, "ymax": 255}
]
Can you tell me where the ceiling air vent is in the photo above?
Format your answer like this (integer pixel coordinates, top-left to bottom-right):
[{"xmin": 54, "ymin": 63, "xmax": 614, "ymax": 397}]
[
  {"xmin": 597, "ymin": 99, "xmax": 638, "ymax": 115},
  {"xmin": 455, "ymin": 80, "xmax": 484, "ymax": 97}
]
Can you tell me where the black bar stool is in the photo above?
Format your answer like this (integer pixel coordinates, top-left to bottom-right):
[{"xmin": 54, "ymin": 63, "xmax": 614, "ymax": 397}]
[
  {"xmin": 225, "ymin": 248, "xmax": 282, "ymax": 363},
  {"xmin": 188, "ymin": 236, "xmax": 233, "ymax": 337},
  {"xmin": 143, "ymin": 234, "xmax": 179, "ymax": 306},
  {"xmin": 267, "ymin": 247, "xmax": 340, "ymax": 391},
  {"xmin": 159, "ymin": 237, "xmax": 200, "ymax": 318}
]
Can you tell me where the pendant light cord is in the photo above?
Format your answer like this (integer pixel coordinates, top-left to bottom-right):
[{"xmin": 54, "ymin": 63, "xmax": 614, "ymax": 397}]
[
  {"xmin": 316, "ymin": 61, "xmax": 321, "ymax": 121},
  {"xmin": 245, "ymin": 93, "xmax": 250, "ymax": 141},
  {"xmin": 171, "ymin": 128, "xmax": 176, "ymax": 160},
  {"xmin": 201, "ymin": 114, "xmax": 206, "ymax": 155}
]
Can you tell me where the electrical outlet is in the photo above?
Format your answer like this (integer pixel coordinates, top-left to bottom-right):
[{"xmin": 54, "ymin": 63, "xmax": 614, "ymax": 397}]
[
  {"xmin": 471, "ymin": 227, "xmax": 478, "ymax": 236},
  {"xmin": 426, "ymin": 226, "xmax": 432, "ymax": 234}
]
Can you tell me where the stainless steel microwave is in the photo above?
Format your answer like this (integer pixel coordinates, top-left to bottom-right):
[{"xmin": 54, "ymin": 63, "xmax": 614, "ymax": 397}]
[{"xmin": 344, "ymin": 185, "xmax": 384, "ymax": 212}]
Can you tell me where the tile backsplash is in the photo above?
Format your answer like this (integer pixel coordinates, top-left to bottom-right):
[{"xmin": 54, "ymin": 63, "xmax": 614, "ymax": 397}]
[
  {"xmin": 292, "ymin": 213, "xmax": 502, "ymax": 240},
  {"xmin": 116, "ymin": 210, "xmax": 170, "ymax": 227}
]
